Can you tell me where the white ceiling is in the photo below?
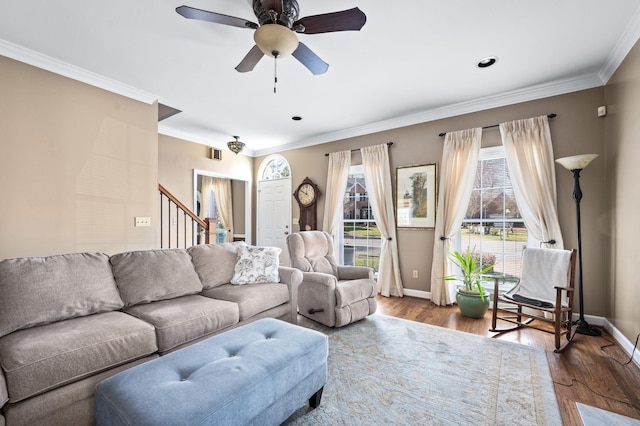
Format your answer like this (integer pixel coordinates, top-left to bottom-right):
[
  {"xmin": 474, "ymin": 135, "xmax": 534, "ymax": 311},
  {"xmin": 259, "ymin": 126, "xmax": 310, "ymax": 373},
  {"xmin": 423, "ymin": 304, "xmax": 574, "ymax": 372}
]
[{"xmin": 1, "ymin": 1, "xmax": 639, "ymax": 156}]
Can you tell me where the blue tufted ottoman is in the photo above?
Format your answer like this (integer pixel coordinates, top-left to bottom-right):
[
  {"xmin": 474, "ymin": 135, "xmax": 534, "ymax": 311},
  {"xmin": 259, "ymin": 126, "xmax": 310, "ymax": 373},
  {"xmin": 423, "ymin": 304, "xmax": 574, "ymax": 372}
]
[{"xmin": 93, "ymin": 318, "xmax": 328, "ymax": 426}]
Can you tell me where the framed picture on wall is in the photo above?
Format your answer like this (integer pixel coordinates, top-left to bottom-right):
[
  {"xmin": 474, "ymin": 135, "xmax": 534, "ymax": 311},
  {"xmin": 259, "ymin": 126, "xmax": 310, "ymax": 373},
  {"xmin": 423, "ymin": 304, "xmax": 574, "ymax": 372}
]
[{"xmin": 396, "ymin": 163, "xmax": 437, "ymax": 229}]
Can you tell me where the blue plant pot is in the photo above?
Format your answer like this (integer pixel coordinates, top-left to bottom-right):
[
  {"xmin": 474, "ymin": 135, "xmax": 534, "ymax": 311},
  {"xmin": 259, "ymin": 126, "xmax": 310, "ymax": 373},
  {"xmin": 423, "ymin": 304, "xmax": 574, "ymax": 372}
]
[{"xmin": 456, "ymin": 288, "xmax": 490, "ymax": 319}]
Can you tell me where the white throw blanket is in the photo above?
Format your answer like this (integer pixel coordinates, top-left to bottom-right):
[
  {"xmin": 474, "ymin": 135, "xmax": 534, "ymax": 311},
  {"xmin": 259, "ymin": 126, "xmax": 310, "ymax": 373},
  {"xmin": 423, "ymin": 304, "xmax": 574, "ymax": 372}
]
[{"xmin": 505, "ymin": 248, "xmax": 572, "ymax": 307}]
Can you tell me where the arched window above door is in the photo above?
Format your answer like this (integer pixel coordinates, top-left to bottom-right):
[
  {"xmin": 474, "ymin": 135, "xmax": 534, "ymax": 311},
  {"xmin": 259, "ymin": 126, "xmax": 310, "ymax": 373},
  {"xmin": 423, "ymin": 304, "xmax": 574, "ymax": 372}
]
[{"xmin": 260, "ymin": 155, "xmax": 291, "ymax": 180}]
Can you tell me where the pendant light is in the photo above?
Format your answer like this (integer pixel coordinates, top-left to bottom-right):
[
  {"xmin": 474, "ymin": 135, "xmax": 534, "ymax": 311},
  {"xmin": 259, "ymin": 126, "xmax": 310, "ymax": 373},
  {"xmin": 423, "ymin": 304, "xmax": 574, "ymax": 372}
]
[{"xmin": 227, "ymin": 136, "xmax": 245, "ymax": 154}]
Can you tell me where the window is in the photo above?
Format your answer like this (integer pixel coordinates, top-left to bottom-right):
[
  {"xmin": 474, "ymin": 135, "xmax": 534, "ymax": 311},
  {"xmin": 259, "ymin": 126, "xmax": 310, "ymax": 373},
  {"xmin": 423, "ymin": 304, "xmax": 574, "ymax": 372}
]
[
  {"xmin": 342, "ymin": 165, "xmax": 380, "ymax": 272},
  {"xmin": 199, "ymin": 185, "xmax": 228, "ymax": 244},
  {"xmin": 456, "ymin": 146, "xmax": 528, "ymax": 285},
  {"xmin": 261, "ymin": 156, "xmax": 290, "ymax": 180}
]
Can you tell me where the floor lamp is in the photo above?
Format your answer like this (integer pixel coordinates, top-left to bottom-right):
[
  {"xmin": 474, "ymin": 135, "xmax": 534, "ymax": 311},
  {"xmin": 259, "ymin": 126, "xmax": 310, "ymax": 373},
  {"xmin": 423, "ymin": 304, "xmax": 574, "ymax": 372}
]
[{"xmin": 556, "ymin": 154, "xmax": 601, "ymax": 336}]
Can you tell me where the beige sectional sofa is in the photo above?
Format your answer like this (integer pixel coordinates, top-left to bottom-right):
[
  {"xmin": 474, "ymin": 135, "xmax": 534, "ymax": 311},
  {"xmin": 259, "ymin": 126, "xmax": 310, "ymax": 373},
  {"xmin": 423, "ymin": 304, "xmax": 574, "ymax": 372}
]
[{"xmin": 0, "ymin": 243, "xmax": 302, "ymax": 426}]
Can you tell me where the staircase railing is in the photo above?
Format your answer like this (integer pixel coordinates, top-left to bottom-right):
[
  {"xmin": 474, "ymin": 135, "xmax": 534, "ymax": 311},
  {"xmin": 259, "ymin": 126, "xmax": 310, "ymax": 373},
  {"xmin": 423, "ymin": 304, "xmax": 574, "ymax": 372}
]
[{"xmin": 158, "ymin": 183, "xmax": 217, "ymax": 248}]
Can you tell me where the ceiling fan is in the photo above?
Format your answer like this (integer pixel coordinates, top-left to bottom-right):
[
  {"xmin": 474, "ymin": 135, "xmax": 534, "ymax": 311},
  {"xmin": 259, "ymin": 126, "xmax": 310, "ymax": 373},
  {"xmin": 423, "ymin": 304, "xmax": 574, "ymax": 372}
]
[{"xmin": 176, "ymin": 0, "xmax": 366, "ymax": 75}]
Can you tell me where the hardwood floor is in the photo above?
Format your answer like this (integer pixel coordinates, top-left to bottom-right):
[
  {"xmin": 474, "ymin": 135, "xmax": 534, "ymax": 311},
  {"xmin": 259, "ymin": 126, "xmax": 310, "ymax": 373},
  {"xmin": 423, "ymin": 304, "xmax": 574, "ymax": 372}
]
[{"xmin": 376, "ymin": 295, "xmax": 640, "ymax": 425}]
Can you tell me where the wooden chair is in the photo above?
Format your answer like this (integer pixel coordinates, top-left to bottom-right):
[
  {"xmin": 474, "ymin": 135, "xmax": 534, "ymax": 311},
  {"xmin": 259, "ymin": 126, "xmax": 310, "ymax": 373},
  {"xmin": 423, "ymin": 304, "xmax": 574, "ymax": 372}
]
[{"xmin": 490, "ymin": 248, "xmax": 577, "ymax": 353}]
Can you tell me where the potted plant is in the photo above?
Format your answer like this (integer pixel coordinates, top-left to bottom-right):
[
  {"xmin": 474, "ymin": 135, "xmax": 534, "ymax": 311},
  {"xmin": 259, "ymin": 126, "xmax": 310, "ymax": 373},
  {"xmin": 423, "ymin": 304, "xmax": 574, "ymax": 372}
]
[{"xmin": 444, "ymin": 248, "xmax": 493, "ymax": 318}]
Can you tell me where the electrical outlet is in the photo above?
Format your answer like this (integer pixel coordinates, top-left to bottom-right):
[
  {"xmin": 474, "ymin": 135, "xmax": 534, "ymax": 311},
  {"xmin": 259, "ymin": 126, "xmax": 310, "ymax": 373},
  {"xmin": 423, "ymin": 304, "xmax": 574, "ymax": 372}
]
[
  {"xmin": 412, "ymin": 270, "xmax": 418, "ymax": 278},
  {"xmin": 134, "ymin": 217, "xmax": 151, "ymax": 227}
]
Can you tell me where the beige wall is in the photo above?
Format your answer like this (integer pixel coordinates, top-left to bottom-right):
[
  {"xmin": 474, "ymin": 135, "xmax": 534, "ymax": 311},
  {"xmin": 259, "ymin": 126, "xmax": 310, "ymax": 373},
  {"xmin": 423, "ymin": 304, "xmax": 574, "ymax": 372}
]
[
  {"xmin": 0, "ymin": 56, "xmax": 158, "ymax": 257},
  {"xmin": 256, "ymin": 87, "xmax": 607, "ymax": 315},
  {"xmin": 158, "ymin": 134, "xmax": 253, "ymax": 240},
  {"xmin": 232, "ymin": 179, "xmax": 246, "ymax": 235},
  {"xmin": 158, "ymin": 135, "xmax": 253, "ymax": 203},
  {"xmin": 604, "ymin": 39, "xmax": 640, "ymax": 340}
]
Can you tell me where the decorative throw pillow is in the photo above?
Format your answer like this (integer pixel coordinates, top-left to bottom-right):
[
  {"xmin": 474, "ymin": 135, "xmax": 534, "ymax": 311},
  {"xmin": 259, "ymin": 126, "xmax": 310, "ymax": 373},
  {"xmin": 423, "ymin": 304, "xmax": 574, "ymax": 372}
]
[
  {"xmin": 221, "ymin": 241, "xmax": 247, "ymax": 251},
  {"xmin": 230, "ymin": 245, "xmax": 281, "ymax": 285}
]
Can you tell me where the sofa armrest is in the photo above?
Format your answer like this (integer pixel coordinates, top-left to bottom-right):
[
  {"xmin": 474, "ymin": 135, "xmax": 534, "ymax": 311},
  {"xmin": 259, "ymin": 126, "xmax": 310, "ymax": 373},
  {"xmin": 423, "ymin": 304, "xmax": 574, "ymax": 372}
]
[
  {"xmin": 301, "ymin": 272, "xmax": 338, "ymax": 290},
  {"xmin": 336, "ymin": 265, "xmax": 374, "ymax": 281},
  {"xmin": 297, "ymin": 272, "xmax": 339, "ymax": 326},
  {"xmin": 278, "ymin": 266, "xmax": 303, "ymax": 324},
  {"xmin": 279, "ymin": 266, "xmax": 302, "ymax": 289}
]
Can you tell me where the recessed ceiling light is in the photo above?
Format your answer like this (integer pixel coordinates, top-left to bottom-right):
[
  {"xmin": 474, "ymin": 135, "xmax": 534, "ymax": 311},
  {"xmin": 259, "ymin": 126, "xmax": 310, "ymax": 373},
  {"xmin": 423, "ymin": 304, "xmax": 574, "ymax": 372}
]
[
  {"xmin": 476, "ymin": 56, "xmax": 498, "ymax": 68},
  {"xmin": 291, "ymin": 116, "xmax": 302, "ymax": 121}
]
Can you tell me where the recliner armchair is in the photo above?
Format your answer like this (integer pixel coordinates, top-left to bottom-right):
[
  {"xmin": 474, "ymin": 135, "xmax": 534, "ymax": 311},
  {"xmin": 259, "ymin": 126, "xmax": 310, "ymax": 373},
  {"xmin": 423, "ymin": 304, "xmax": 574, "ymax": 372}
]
[{"xmin": 286, "ymin": 231, "xmax": 377, "ymax": 327}]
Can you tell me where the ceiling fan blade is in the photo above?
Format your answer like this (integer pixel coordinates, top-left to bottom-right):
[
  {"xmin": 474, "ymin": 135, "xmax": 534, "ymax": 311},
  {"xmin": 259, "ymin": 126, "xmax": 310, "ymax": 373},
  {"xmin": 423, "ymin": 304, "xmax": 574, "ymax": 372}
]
[
  {"xmin": 235, "ymin": 45, "xmax": 265, "ymax": 73},
  {"xmin": 176, "ymin": 5, "xmax": 258, "ymax": 29},
  {"xmin": 293, "ymin": 7, "xmax": 366, "ymax": 34},
  {"xmin": 292, "ymin": 42, "xmax": 329, "ymax": 75}
]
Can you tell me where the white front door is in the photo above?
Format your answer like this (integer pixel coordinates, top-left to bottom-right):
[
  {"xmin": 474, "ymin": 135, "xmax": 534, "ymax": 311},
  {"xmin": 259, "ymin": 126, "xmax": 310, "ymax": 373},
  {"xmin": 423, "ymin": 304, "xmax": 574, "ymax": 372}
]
[{"xmin": 257, "ymin": 178, "xmax": 292, "ymax": 265}]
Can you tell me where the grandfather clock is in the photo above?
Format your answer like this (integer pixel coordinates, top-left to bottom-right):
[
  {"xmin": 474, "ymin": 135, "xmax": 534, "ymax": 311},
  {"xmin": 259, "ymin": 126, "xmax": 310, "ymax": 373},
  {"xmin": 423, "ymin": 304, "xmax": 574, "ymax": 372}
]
[{"xmin": 293, "ymin": 177, "xmax": 320, "ymax": 231}]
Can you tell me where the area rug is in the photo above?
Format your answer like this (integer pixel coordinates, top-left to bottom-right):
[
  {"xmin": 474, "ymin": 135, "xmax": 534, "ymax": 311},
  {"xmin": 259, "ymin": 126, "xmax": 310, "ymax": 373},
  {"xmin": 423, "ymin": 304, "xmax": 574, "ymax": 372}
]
[
  {"xmin": 285, "ymin": 313, "xmax": 561, "ymax": 425},
  {"xmin": 577, "ymin": 402, "xmax": 640, "ymax": 426}
]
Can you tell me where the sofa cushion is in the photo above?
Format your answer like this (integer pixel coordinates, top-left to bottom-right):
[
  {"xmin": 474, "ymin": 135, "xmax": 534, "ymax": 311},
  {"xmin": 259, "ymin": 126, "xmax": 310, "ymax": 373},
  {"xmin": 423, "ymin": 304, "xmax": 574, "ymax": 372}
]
[
  {"xmin": 230, "ymin": 246, "xmax": 281, "ymax": 285},
  {"xmin": 188, "ymin": 243, "xmax": 237, "ymax": 289},
  {"xmin": 2, "ymin": 356, "xmax": 156, "ymax": 426},
  {"xmin": 125, "ymin": 295, "xmax": 240, "ymax": 353},
  {"xmin": 110, "ymin": 249, "xmax": 203, "ymax": 307},
  {"xmin": 0, "ymin": 252, "xmax": 124, "ymax": 338},
  {"xmin": 0, "ymin": 311, "xmax": 157, "ymax": 403},
  {"xmin": 202, "ymin": 283, "xmax": 290, "ymax": 321}
]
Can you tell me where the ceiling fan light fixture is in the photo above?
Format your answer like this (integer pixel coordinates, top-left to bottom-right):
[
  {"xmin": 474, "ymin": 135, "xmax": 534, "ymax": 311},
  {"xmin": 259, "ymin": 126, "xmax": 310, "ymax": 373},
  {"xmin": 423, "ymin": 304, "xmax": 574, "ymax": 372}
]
[
  {"xmin": 227, "ymin": 136, "xmax": 245, "ymax": 154},
  {"xmin": 254, "ymin": 24, "xmax": 299, "ymax": 58}
]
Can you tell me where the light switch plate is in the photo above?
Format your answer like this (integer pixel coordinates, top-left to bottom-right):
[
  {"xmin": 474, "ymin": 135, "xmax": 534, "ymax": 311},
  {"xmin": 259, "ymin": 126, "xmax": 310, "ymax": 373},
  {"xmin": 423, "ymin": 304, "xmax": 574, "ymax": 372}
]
[
  {"xmin": 134, "ymin": 217, "xmax": 151, "ymax": 227},
  {"xmin": 597, "ymin": 105, "xmax": 607, "ymax": 117}
]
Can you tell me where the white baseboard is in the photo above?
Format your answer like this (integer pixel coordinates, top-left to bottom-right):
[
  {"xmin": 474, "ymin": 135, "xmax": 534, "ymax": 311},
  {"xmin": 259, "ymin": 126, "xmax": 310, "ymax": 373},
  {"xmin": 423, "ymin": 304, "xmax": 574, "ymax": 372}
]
[
  {"xmin": 398, "ymin": 290, "xmax": 639, "ymax": 366},
  {"xmin": 579, "ymin": 313, "xmax": 606, "ymax": 327},
  {"xmin": 546, "ymin": 313, "xmax": 638, "ymax": 367},
  {"xmin": 601, "ymin": 318, "xmax": 640, "ymax": 368},
  {"xmin": 401, "ymin": 288, "xmax": 431, "ymax": 299}
]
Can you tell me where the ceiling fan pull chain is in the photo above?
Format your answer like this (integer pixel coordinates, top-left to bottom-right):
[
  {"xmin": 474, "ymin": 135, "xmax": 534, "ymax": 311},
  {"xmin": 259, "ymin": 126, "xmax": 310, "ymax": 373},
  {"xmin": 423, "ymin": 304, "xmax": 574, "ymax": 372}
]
[{"xmin": 273, "ymin": 51, "xmax": 279, "ymax": 94}]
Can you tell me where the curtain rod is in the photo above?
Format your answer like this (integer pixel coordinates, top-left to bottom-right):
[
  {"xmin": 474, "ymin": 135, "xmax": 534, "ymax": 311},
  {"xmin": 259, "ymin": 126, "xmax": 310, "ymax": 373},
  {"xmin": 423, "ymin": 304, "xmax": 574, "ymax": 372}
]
[
  {"xmin": 324, "ymin": 141, "xmax": 393, "ymax": 157},
  {"xmin": 438, "ymin": 113, "xmax": 556, "ymax": 137}
]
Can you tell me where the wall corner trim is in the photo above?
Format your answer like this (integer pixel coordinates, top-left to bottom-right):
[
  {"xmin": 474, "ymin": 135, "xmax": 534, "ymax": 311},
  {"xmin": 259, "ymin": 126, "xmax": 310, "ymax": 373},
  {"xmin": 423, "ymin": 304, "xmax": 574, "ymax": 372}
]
[{"xmin": 598, "ymin": 7, "xmax": 640, "ymax": 84}]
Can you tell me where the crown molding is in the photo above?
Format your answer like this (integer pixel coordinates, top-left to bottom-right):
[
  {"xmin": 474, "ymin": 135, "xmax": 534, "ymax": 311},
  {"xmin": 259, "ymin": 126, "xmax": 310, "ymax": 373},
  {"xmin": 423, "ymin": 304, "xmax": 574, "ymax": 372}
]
[
  {"xmin": 158, "ymin": 124, "xmax": 256, "ymax": 157},
  {"xmin": 598, "ymin": 7, "xmax": 640, "ymax": 83},
  {"xmin": 2, "ymin": 37, "xmax": 621, "ymax": 159},
  {"xmin": 0, "ymin": 39, "xmax": 157, "ymax": 104},
  {"xmin": 252, "ymin": 72, "xmax": 604, "ymax": 157}
]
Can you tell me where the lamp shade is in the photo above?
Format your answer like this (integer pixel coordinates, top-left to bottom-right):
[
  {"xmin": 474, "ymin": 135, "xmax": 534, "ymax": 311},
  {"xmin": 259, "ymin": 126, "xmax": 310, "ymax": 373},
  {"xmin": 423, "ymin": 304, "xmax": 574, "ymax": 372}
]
[
  {"xmin": 254, "ymin": 24, "xmax": 299, "ymax": 58},
  {"xmin": 555, "ymin": 154, "xmax": 598, "ymax": 171}
]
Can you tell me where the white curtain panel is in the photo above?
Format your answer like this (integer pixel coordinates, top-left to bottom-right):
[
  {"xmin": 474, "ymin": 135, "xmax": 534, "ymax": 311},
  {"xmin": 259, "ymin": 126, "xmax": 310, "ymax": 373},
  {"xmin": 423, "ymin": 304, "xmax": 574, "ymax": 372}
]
[
  {"xmin": 322, "ymin": 150, "xmax": 351, "ymax": 256},
  {"xmin": 361, "ymin": 144, "xmax": 403, "ymax": 297},
  {"xmin": 430, "ymin": 128, "xmax": 482, "ymax": 305},
  {"xmin": 500, "ymin": 116, "xmax": 564, "ymax": 249},
  {"xmin": 213, "ymin": 177, "xmax": 234, "ymax": 243},
  {"xmin": 200, "ymin": 176, "xmax": 214, "ymax": 220}
]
